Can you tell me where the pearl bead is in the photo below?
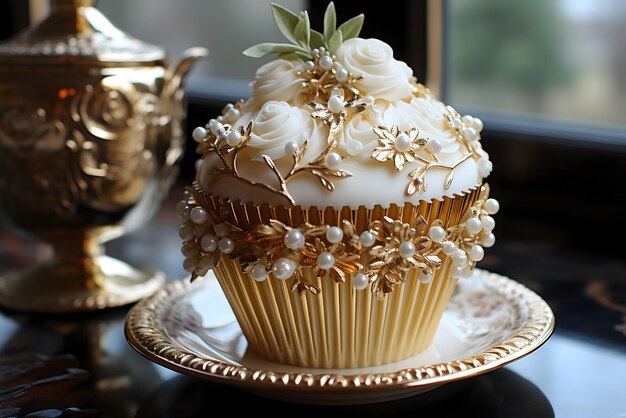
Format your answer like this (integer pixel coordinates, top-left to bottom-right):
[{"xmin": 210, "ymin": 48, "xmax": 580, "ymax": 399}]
[
  {"xmin": 272, "ymin": 258, "xmax": 296, "ymax": 280},
  {"xmin": 326, "ymin": 226, "xmax": 343, "ymax": 244},
  {"xmin": 452, "ymin": 249, "xmax": 467, "ymax": 266},
  {"xmin": 183, "ymin": 257, "xmax": 197, "ymax": 273},
  {"xmin": 394, "ymin": 133, "xmax": 411, "ymax": 152},
  {"xmin": 461, "ymin": 115, "xmax": 474, "ymax": 126},
  {"xmin": 325, "ymin": 152, "xmax": 342, "ymax": 168},
  {"xmin": 176, "ymin": 201, "xmax": 189, "ymax": 219},
  {"xmin": 359, "ymin": 231, "xmax": 375, "ymax": 247},
  {"xmin": 469, "ymin": 244, "xmax": 484, "ymax": 262},
  {"xmin": 317, "ymin": 252, "xmax": 335, "ymax": 270},
  {"xmin": 353, "ymin": 273, "xmax": 368, "ymax": 290},
  {"xmin": 399, "ymin": 241, "xmax": 416, "ymax": 258},
  {"xmin": 209, "ymin": 121, "xmax": 224, "ymax": 135},
  {"xmin": 452, "ymin": 118, "xmax": 462, "ymax": 130},
  {"xmin": 216, "ymin": 115, "xmax": 224, "ymax": 123},
  {"xmin": 200, "ymin": 234, "xmax": 218, "ymax": 252},
  {"xmin": 328, "ymin": 96, "xmax": 344, "ymax": 113},
  {"xmin": 251, "ymin": 264, "xmax": 268, "ymax": 282},
  {"xmin": 284, "ymin": 141, "xmax": 299, "ymax": 156},
  {"xmin": 478, "ymin": 158, "xmax": 493, "ymax": 178},
  {"xmin": 418, "ymin": 270, "xmax": 433, "ymax": 284},
  {"xmin": 481, "ymin": 215, "xmax": 496, "ymax": 232},
  {"xmin": 190, "ymin": 207, "xmax": 208, "ymax": 224},
  {"xmin": 472, "ymin": 117, "xmax": 484, "ymax": 132},
  {"xmin": 451, "ymin": 265, "xmax": 464, "ymax": 278},
  {"xmin": 346, "ymin": 140, "xmax": 363, "ymax": 156},
  {"xmin": 304, "ymin": 60, "xmax": 315, "ymax": 71},
  {"xmin": 224, "ymin": 103, "xmax": 234, "ymax": 111},
  {"xmin": 181, "ymin": 244, "xmax": 196, "ymax": 257},
  {"xmin": 482, "ymin": 232, "xmax": 496, "ymax": 248},
  {"xmin": 463, "ymin": 127, "xmax": 478, "ymax": 142},
  {"xmin": 443, "ymin": 241, "xmax": 457, "ymax": 255},
  {"xmin": 364, "ymin": 96, "xmax": 375, "ymax": 105},
  {"xmin": 330, "ymin": 87, "xmax": 344, "ymax": 99},
  {"xmin": 428, "ymin": 226, "xmax": 446, "ymax": 243},
  {"xmin": 192, "ymin": 127, "xmax": 207, "ymax": 142},
  {"xmin": 226, "ymin": 130, "xmax": 241, "ymax": 147},
  {"xmin": 319, "ymin": 46, "xmax": 326, "ymax": 53},
  {"xmin": 466, "ymin": 217, "xmax": 483, "ymax": 234},
  {"xmin": 214, "ymin": 223, "xmax": 230, "ymax": 238},
  {"xmin": 319, "ymin": 55, "xmax": 333, "ymax": 70},
  {"xmin": 312, "ymin": 48, "xmax": 319, "ymax": 57},
  {"xmin": 218, "ymin": 238, "xmax": 235, "ymax": 254},
  {"xmin": 179, "ymin": 225, "xmax": 194, "ymax": 241},
  {"xmin": 426, "ymin": 138, "xmax": 442, "ymax": 154},
  {"xmin": 198, "ymin": 255, "xmax": 215, "ymax": 271},
  {"xmin": 335, "ymin": 68, "xmax": 349, "ymax": 82},
  {"xmin": 284, "ymin": 229, "xmax": 305, "ymax": 249},
  {"xmin": 207, "ymin": 119, "xmax": 218, "ymax": 129},
  {"xmin": 225, "ymin": 108, "xmax": 240, "ymax": 122},
  {"xmin": 483, "ymin": 198, "xmax": 500, "ymax": 215}
]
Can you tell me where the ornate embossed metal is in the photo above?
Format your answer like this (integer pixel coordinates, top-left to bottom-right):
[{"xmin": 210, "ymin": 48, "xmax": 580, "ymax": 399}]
[
  {"xmin": 124, "ymin": 269, "xmax": 555, "ymax": 404},
  {"xmin": 0, "ymin": 0, "xmax": 207, "ymax": 312}
]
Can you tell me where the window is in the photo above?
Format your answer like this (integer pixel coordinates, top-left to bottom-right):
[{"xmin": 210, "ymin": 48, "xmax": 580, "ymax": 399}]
[{"xmin": 445, "ymin": 0, "xmax": 626, "ymax": 136}]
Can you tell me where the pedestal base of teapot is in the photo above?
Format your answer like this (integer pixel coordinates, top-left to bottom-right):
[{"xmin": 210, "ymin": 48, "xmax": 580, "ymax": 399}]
[{"xmin": 0, "ymin": 255, "xmax": 164, "ymax": 313}]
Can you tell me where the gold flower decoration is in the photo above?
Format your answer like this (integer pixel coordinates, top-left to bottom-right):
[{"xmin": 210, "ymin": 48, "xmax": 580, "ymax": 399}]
[
  {"xmin": 299, "ymin": 56, "xmax": 363, "ymax": 102},
  {"xmin": 371, "ymin": 125, "xmax": 427, "ymax": 171},
  {"xmin": 300, "ymin": 238, "xmax": 362, "ymax": 284},
  {"xmin": 309, "ymin": 94, "xmax": 369, "ymax": 131},
  {"xmin": 368, "ymin": 216, "xmax": 441, "ymax": 297}
]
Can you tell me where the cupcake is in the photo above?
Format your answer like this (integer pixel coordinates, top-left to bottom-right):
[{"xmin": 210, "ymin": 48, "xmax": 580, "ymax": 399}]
[{"xmin": 178, "ymin": 3, "xmax": 499, "ymax": 368}]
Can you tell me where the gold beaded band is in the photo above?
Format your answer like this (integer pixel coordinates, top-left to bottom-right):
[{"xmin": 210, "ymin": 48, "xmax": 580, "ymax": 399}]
[{"xmin": 178, "ymin": 183, "xmax": 498, "ymax": 297}]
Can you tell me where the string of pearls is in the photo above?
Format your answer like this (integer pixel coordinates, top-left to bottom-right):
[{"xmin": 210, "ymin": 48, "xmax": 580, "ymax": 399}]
[{"xmin": 178, "ymin": 195, "xmax": 499, "ymax": 290}]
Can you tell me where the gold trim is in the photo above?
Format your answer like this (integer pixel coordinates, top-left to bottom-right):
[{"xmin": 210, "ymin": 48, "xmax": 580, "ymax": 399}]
[{"xmin": 125, "ymin": 270, "xmax": 554, "ymax": 389}]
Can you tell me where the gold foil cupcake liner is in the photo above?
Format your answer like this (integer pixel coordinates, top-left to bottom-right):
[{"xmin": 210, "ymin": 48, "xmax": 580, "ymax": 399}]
[
  {"xmin": 215, "ymin": 255, "xmax": 458, "ymax": 368},
  {"xmin": 191, "ymin": 184, "xmax": 483, "ymax": 368}
]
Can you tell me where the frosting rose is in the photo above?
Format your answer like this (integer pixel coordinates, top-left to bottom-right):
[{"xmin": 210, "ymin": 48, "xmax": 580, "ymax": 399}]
[
  {"xmin": 336, "ymin": 38, "xmax": 414, "ymax": 102},
  {"xmin": 235, "ymin": 101, "xmax": 327, "ymax": 162},
  {"xmin": 339, "ymin": 107, "xmax": 384, "ymax": 161},
  {"xmin": 248, "ymin": 59, "xmax": 306, "ymax": 110},
  {"xmin": 380, "ymin": 98, "xmax": 461, "ymax": 155}
]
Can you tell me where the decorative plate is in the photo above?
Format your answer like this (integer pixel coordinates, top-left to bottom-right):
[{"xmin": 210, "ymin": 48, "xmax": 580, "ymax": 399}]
[{"xmin": 125, "ymin": 269, "xmax": 554, "ymax": 405}]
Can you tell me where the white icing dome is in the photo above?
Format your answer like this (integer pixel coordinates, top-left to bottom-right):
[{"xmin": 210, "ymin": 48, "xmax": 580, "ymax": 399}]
[{"xmin": 195, "ymin": 14, "xmax": 491, "ymax": 209}]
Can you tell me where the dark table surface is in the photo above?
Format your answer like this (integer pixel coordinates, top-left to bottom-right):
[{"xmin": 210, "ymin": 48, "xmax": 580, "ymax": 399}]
[{"xmin": 1, "ymin": 186, "xmax": 625, "ymax": 418}]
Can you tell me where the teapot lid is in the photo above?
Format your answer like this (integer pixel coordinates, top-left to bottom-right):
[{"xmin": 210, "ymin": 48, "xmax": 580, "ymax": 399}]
[{"xmin": 0, "ymin": 0, "xmax": 166, "ymax": 67}]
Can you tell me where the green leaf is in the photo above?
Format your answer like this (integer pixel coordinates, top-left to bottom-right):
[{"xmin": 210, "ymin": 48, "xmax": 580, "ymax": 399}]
[
  {"xmin": 293, "ymin": 11, "xmax": 311, "ymax": 48},
  {"xmin": 243, "ymin": 43, "xmax": 305, "ymax": 58},
  {"xmin": 337, "ymin": 14, "xmax": 364, "ymax": 40},
  {"xmin": 323, "ymin": 2, "xmax": 336, "ymax": 44},
  {"xmin": 310, "ymin": 30, "xmax": 325, "ymax": 49},
  {"xmin": 279, "ymin": 50, "xmax": 312, "ymax": 61},
  {"xmin": 271, "ymin": 3, "xmax": 300, "ymax": 44},
  {"xmin": 328, "ymin": 29, "xmax": 343, "ymax": 54}
]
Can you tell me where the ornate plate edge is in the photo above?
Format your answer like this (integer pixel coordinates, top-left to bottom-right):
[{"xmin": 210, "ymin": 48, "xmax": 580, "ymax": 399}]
[{"xmin": 124, "ymin": 269, "xmax": 555, "ymax": 390}]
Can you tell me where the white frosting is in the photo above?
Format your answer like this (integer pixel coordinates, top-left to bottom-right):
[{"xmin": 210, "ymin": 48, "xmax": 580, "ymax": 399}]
[
  {"xmin": 197, "ymin": 38, "xmax": 490, "ymax": 209},
  {"xmin": 248, "ymin": 59, "xmax": 307, "ymax": 110},
  {"xmin": 336, "ymin": 38, "xmax": 414, "ymax": 102},
  {"xmin": 234, "ymin": 101, "xmax": 328, "ymax": 162}
]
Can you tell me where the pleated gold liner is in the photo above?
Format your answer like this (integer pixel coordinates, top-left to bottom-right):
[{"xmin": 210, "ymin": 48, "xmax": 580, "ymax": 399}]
[{"xmin": 195, "ymin": 183, "xmax": 482, "ymax": 368}]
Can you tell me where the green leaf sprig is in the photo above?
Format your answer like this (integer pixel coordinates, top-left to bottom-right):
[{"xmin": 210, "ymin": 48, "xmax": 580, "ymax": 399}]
[{"xmin": 243, "ymin": 2, "xmax": 364, "ymax": 60}]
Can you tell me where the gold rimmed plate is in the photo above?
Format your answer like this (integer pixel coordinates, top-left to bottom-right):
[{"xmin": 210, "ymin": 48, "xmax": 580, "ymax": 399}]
[{"xmin": 125, "ymin": 270, "xmax": 554, "ymax": 405}]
